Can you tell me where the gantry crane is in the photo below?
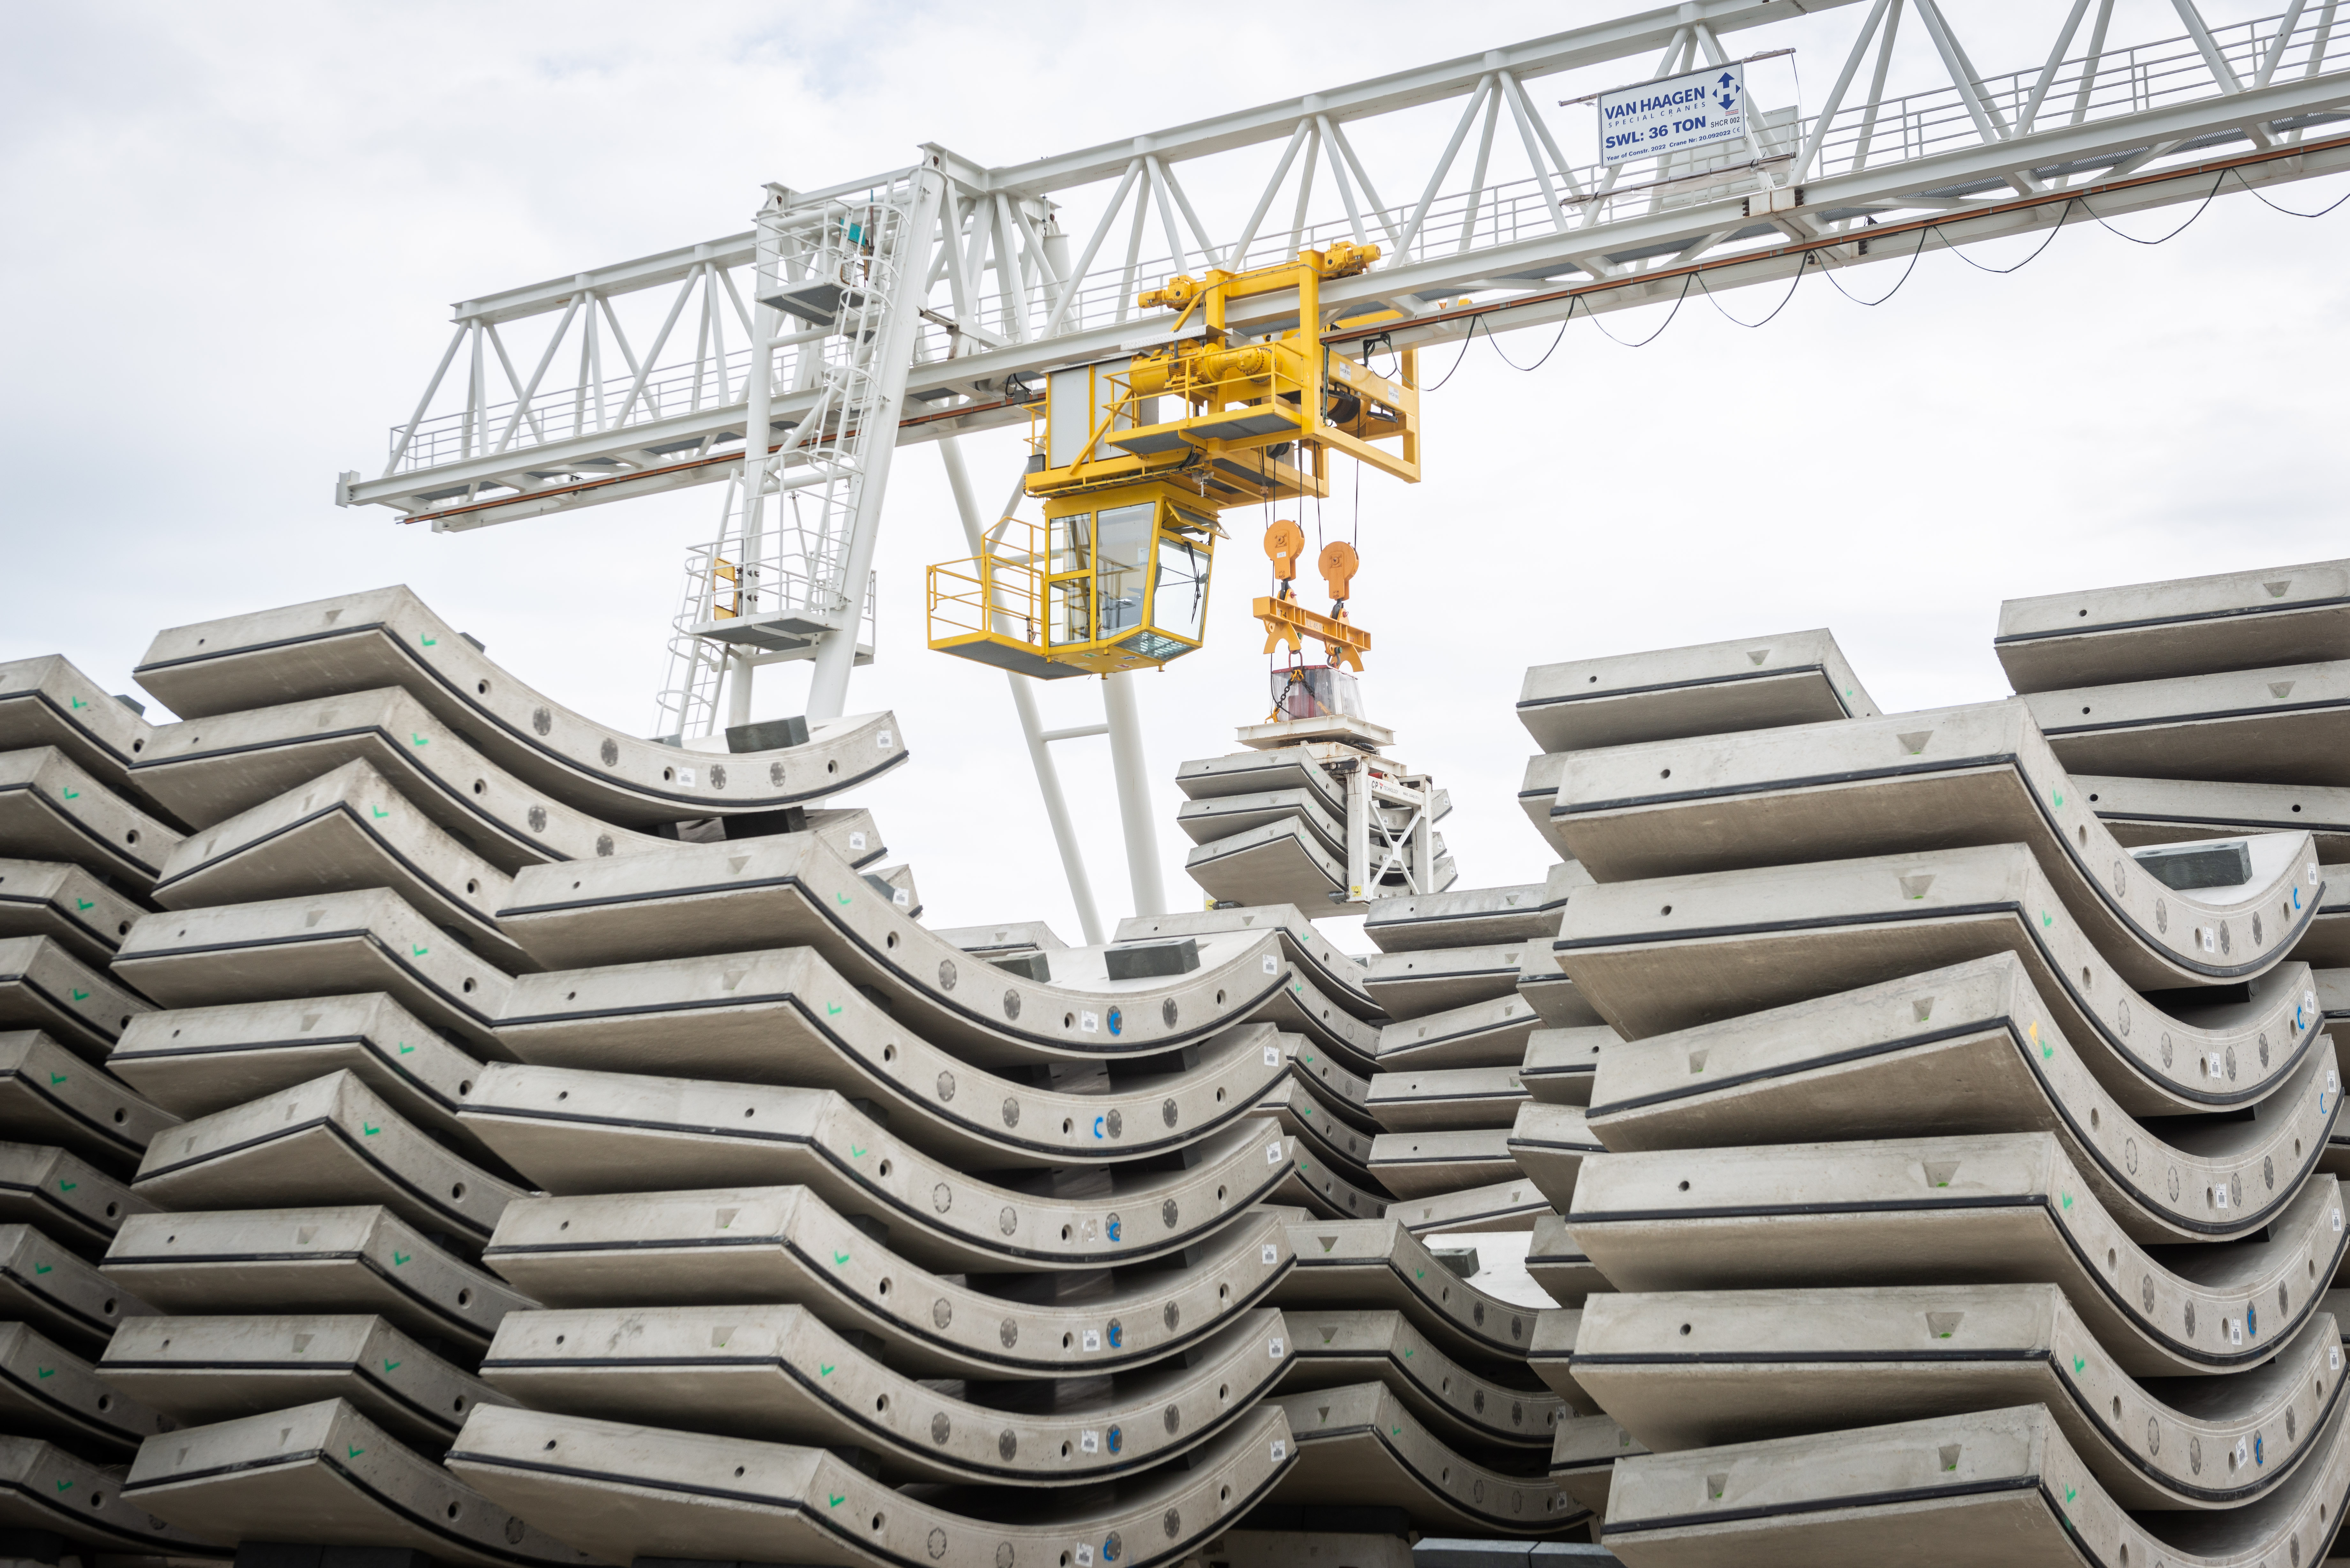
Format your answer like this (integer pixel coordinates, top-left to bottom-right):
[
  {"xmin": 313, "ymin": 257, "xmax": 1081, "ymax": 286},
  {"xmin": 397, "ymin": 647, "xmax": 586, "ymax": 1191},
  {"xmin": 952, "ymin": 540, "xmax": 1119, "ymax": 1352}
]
[{"xmin": 338, "ymin": 0, "xmax": 2350, "ymax": 936}]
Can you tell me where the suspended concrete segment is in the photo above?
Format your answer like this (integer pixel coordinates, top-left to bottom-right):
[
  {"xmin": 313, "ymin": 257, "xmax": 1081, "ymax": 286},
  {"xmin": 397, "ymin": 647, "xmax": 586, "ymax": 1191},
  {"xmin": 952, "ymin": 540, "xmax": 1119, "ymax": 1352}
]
[
  {"xmin": 132, "ymin": 1070, "xmax": 526, "ymax": 1254},
  {"xmin": 1599, "ymin": 1401, "xmax": 2350, "ymax": 1568},
  {"xmin": 1363, "ymin": 943, "xmax": 1531, "ymax": 1017},
  {"xmin": 0, "ymin": 1222, "xmax": 153, "ymax": 1353},
  {"xmin": 1114, "ymin": 905, "xmax": 1382, "ymax": 1019},
  {"xmin": 0, "ymin": 747, "xmax": 181, "ymax": 890},
  {"xmin": 1270, "ymin": 1217, "xmax": 1539, "ymax": 1366},
  {"xmin": 133, "ymin": 585, "xmax": 909, "ymax": 824},
  {"xmin": 0, "ymin": 1432, "xmax": 224, "ymax": 1557},
  {"xmin": 444, "ymin": 1400, "xmax": 1296, "ymax": 1568},
  {"xmin": 0, "ymin": 1139, "xmax": 152, "ymax": 1258},
  {"xmin": 0, "ymin": 934, "xmax": 151, "ymax": 1062},
  {"xmin": 1386, "ymin": 1176, "xmax": 1553, "ymax": 1237},
  {"xmin": 0, "ymin": 1029, "xmax": 176, "ymax": 1175},
  {"xmin": 477, "ymin": 1303, "xmax": 1292, "ymax": 1487},
  {"xmin": 1506, "ymin": 1103, "xmax": 1605, "ymax": 1218},
  {"xmin": 1276, "ymin": 1308, "xmax": 1562, "ymax": 1452},
  {"xmin": 495, "ymin": 834, "xmax": 1301, "ymax": 1067},
  {"xmin": 1547, "ymin": 699, "xmax": 2324, "ymax": 992},
  {"xmin": 1571, "ymin": 1134, "xmax": 2346, "ymax": 1376},
  {"xmin": 104, "ymin": 1205, "xmax": 534, "ymax": 1354},
  {"xmin": 1520, "ymin": 1027, "xmax": 1621, "ymax": 1109},
  {"xmin": 1571, "ymin": 1284, "xmax": 2342, "ymax": 1511},
  {"xmin": 1178, "ymin": 747, "xmax": 1345, "ymax": 813},
  {"xmin": 2025, "ymin": 661, "xmax": 2350, "ymax": 789},
  {"xmin": 1366, "ymin": 1063, "xmax": 1531, "ymax": 1132},
  {"xmin": 0, "ymin": 1316, "xmax": 170, "ymax": 1458},
  {"xmin": 1515, "ymin": 629, "xmax": 1877, "ymax": 755},
  {"xmin": 1376, "ymin": 991, "xmax": 1545, "ymax": 1071},
  {"xmin": 1525, "ymin": 1214, "xmax": 1610, "ymax": 1309},
  {"xmin": 125, "ymin": 1396, "xmax": 601, "ymax": 1568},
  {"xmin": 2081, "ymin": 774, "xmax": 2350, "ymax": 865},
  {"xmin": 115, "ymin": 888, "xmax": 514, "ymax": 1055},
  {"xmin": 493, "ymin": 947, "xmax": 1292, "ymax": 1171},
  {"xmin": 1996, "ymin": 557, "xmax": 2350, "ymax": 693},
  {"xmin": 1363, "ymin": 877, "xmax": 1567, "ymax": 954},
  {"xmin": 106, "ymin": 991, "xmax": 509, "ymax": 1170},
  {"xmin": 0, "ymin": 857, "xmax": 148, "ymax": 968},
  {"xmin": 1267, "ymin": 1381, "xmax": 1584, "ymax": 1538},
  {"xmin": 101, "ymin": 1312, "xmax": 512, "ymax": 1451},
  {"xmin": 458, "ymin": 1062, "xmax": 1297, "ymax": 1273},
  {"xmin": 482, "ymin": 1185, "xmax": 1294, "ymax": 1381},
  {"xmin": 0, "ymin": 655, "xmax": 173, "ymax": 818},
  {"xmin": 1368, "ymin": 1128, "xmax": 1519, "ymax": 1201},
  {"xmin": 1552, "ymin": 842, "xmax": 2325, "ymax": 1116},
  {"xmin": 1581, "ymin": 953, "xmax": 2340, "ymax": 1244},
  {"xmin": 1516, "ymin": 944, "xmax": 1606, "ymax": 1031}
]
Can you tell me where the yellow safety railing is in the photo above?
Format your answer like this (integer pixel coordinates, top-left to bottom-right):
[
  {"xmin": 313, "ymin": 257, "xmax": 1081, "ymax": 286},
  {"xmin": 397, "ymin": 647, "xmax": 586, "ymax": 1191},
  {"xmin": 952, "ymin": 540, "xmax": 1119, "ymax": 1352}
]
[{"xmin": 926, "ymin": 517, "xmax": 1047, "ymax": 652}]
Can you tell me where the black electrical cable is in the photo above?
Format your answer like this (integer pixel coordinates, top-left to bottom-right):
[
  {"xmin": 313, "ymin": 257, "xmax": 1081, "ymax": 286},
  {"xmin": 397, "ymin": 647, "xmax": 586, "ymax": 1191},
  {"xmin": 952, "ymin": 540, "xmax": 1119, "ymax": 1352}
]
[
  {"xmin": 1486, "ymin": 298, "xmax": 1579, "ymax": 370},
  {"xmin": 2226, "ymin": 163, "xmax": 2350, "ymax": 218},
  {"xmin": 1942, "ymin": 196, "xmax": 2077, "ymax": 272},
  {"xmin": 1580, "ymin": 269, "xmax": 1699, "ymax": 347},
  {"xmin": 1816, "ymin": 220, "xmax": 1932, "ymax": 306},
  {"xmin": 1697, "ymin": 252, "xmax": 1809, "ymax": 327},
  {"xmin": 2079, "ymin": 169, "xmax": 2226, "ymax": 245}
]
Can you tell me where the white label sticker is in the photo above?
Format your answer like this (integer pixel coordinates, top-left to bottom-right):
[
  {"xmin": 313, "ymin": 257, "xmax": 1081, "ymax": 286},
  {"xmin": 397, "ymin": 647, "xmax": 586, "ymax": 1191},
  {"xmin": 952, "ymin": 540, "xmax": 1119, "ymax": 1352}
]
[
  {"xmin": 2313, "ymin": 862, "xmax": 2322, "ymax": 884},
  {"xmin": 677, "ymin": 767, "xmax": 697, "ymax": 788},
  {"xmin": 1262, "ymin": 955, "xmax": 1278, "ymax": 975},
  {"xmin": 1271, "ymin": 1438, "xmax": 1288, "ymax": 1462},
  {"xmin": 2215, "ymin": 1184, "xmax": 2231, "ymax": 1210},
  {"xmin": 1081, "ymin": 1328, "xmax": 1101, "ymax": 1352},
  {"xmin": 1080, "ymin": 1429, "xmax": 1100, "ymax": 1454},
  {"xmin": 2334, "ymin": 1207, "xmax": 2342, "ymax": 1233},
  {"xmin": 2209, "ymin": 1053, "xmax": 2225, "ymax": 1079},
  {"xmin": 2200, "ymin": 927, "xmax": 2217, "ymax": 953},
  {"xmin": 2332, "ymin": 1071, "xmax": 2341, "ymax": 1096},
  {"xmin": 2236, "ymin": 1438, "xmax": 2251, "ymax": 1466},
  {"xmin": 2332, "ymin": 1345, "xmax": 2342, "ymax": 1372},
  {"xmin": 2229, "ymin": 1318, "xmax": 2244, "ymax": 1346},
  {"xmin": 1267, "ymin": 1142, "xmax": 1287, "ymax": 1167},
  {"xmin": 1074, "ymin": 1547, "xmax": 1093, "ymax": 1568},
  {"xmin": 878, "ymin": 730, "xmax": 894, "ymax": 750},
  {"xmin": 893, "ymin": 889, "xmax": 911, "ymax": 908},
  {"xmin": 1081, "ymin": 1011, "xmax": 1099, "ymax": 1034},
  {"xmin": 1269, "ymin": 1336, "xmax": 1286, "ymax": 1358},
  {"xmin": 1264, "ymin": 1045, "xmax": 1282, "ymax": 1067},
  {"xmin": 849, "ymin": 831, "xmax": 868, "ymax": 852},
  {"xmin": 1262, "ymin": 1243, "xmax": 1280, "ymax": 1266}
]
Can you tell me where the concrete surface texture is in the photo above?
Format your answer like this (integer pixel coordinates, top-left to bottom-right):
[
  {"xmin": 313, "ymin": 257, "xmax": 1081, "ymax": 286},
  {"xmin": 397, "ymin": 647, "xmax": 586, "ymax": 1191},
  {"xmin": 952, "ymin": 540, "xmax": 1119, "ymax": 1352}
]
[{"xmin": 0, "ymin": 582, "xmax": 1601, "ymax": 1562}]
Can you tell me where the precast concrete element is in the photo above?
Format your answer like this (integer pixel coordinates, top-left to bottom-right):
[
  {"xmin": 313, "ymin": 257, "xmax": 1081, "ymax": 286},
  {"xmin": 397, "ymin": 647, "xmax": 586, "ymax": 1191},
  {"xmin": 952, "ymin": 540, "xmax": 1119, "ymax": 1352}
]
[
  {"xmin": 0, "ymin": 656, "xmax": 170, "ymax": 813},
  {"xmin": 1287, "ymin": 1036, "xmax": 1379, "ymax": 1133},
  {"xmin": 932, "ymin": 920, "xmax": 1068, "ymax": 955},
  {"xmin": 494, "ymin": 947, "xmax": 1291, "ymax": 1171},
  {"xmin": 1365, "ymin": 944, "xmax": 1531, "ymax": 1017},
  {"xmin": 0, "ymin": 1030, "xmax": 176, "ymax": 1174},
  {"xmin": 133, "ymin": 1072, "xmax": 524, "ymax": 1252},
  {"xmin": 1550, "ymin": 1414, "xmax": 1644, "ymax": 1514},
  {"xmin": 1367, "ymin": 1064, "xmax": 1530, "ymax": 1132},
  {"xmin": 1258, "ymin": 1078, "xmax": 1379, "ymax": 1187},
  {"xmin": 1518, "ymin": 755, "xmax": 1573, "ymax": 858},
  {"xmin": 1277, "ymin": 1308, "xmax": 1563, "ymax": 1451},
  {"xmin": 1600, "ymin": 1402, "xmax": 2350, "ymax": 1568},
  {"xmin": 1581, "ymin": 954, "xmax": 2339, "ymax": 1243},
  {"xmin": 1553, "ymin": 843, "xmax": 2324, "ymax": 1115},
  {"xmin": 1553, "ymin": 702, "xmax": 2323, "ymax": 991},
  {"xmin": 0, "ymin": 748, "xmax": 181, "ymax": 889},
  {"xmin": 1571, "ymin": 1135, "xmax": 2346, "ymax": 1375},
  {"xmin": 1525, "ymin": 1308, "xmax": 1597, "ymax": 1412},
  {"xmin": 0, "ymin": 1317, "xmax": 170, "ymax": 1457},
  {"xmin": 1378, "ymin": 992, "xmax": 1543, "ymax": 1071},
  {"xmin": 459, "ymin": 1063, "xmax": 1294, "ymax": 1273},
  {"xmin": 124, "ymin": 1397, "xmax": 599, "ymax": 1568},
  {"xmin": 1261, "ymin": 969, "xmax": 1384, "ymax": 1076},
  {"xmin": 0, "ymin": 858, "xmax": 147, "ymax": 967},
  {"xmin": 478, "ymin": 1304, "xmax": 1291, "ymax": 1487},
  {"xmin": 1186, "ymin": 819, "xmax": 1347, "ymax": 908},
  {"xmin": 1288, "ymin": 1152, "xmax": 1395, "ymax": 1222},
  {"xmin": 1179, "ymin": 787, "xmax": 1346, "ymax": 859},
  {"xmin": 498, "ymin": 835, "xmax": 1301, "ymax": 1067},
  {"xmin": 1268, "ymin": 1382, "xmax": 1585, "ymax": 1538},
  {"xmin": 1388, "ymin": 1177, "xmax": 1552, "ymax": 1236},
  {"xmin": 1516, "ymin": 629, "xmax": 1877, "ymax": 754},
  {"xmin": 102, "ymin": 1313, "xmax": 511, "ymax": 1450},
  {"xmin": 1272, "ymin": 1218, "xmax": 1538, "ymax": 1365},
  {"xmin": 150, "ymin": 759, "xmax": 534, "ymax": 973},
  {"xmin": 2081, "ymin": 774, "xmax": 2350, "ymax": 864},
  {"xmin": 483, "ymin": 1186, "xmax": 1293, "ymax": 1380},
  {"xmin": 0, "ymin": 1223, "xmax": 152, "ymax": 1351},
  {"xmin": 1507, "ymin": 1104, "xmax": 1603, "ymax": 1215},
  {"xmin": 1517, "ymin": 946, "xmax": 1604, "ymax": 1030},
  {"xmin": 115, "ymin": 889, "xmax": 512, "ymax": 1055},
  {"xmin": 1521, "ymin": 1028, "xmax": 1620, "ymax": 1108},
  {"xmin": 1573, "ymin": 1285, "xmax": 2343, "ymax": 1511},
  {"xmin": 2026, "ymin": 662, "xmax": 2350, "ymax": 788},
  {"xmin": 134, "ymin": 585, "xmax": 908, "ymax": 823},
  {"xmin": 1115, "ymin": 905, "xmax": 1382, "ymax": 1019},
  {"xmin": 1179, "ymin": 747, "xmax": 1346, "ymax": 812},
  {"xmin": 0, "ymin": 1140, "xmax": 151, "ymax": 1257},
  {"xmin": 0, "ymin": 934, "xmax": 150, "ymax": 1061},
  {"xmin": 1364, "ymin": 877, "xmax": 1569, "ymax": 953},
  {"xmin": 104, "ymin": 1206, "xmax": 533, "ymax": 1353},
  {"xmin": 107, "ymin": 993, "xmax": 507, "ymax": 1170},
  {"xmin": 0, "ymin": 1432, "xmax": 223, "ymax": 1556},
  {"xmin": 1369, "ymin": 1129, "xmax": 1518, "ymax": 1200},
  {"xmin": 444, "ymin": 1401, "xmax": 1296, "ymax": 1568},
  {"xmin": 1525, "ymin": 1214, "xmax": 1609, "ymax": 1308},
  {"xmin": 1996, "ymin": 558, "xmax": 2350, "ymax": 693}
]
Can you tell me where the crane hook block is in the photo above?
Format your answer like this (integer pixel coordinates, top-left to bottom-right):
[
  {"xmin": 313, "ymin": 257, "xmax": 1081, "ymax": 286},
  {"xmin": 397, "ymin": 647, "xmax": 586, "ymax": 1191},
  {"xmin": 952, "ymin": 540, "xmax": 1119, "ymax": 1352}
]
[
  {"xmin": 1318, "ymin": 540, "xmax": 1359, "ymax": 601},
  {"xmin": 1264, "ymin": 519, "xmax": 1305, "ymax": 582}
]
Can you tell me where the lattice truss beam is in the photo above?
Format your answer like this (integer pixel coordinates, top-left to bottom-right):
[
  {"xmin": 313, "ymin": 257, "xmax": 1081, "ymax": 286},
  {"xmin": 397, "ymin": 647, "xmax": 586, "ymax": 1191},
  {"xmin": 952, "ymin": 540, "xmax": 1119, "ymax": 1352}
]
[{"xmin": 344, "ymin": 0, "xmax": 2350, "ymax": 533}]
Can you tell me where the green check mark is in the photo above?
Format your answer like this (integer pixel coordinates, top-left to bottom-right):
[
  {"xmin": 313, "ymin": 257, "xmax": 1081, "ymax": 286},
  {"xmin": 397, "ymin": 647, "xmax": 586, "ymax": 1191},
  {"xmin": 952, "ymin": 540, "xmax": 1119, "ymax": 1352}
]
[
  {"xmin": 411, "ymin": 944, "xmax": 429, "ymax": 957},
  {"xmin": 2040, "ymin": 911, "xmax": 2054, "ymax": 929},
  {"xmin": 836, "ymin": 892, "xmax": 852, "ymax": 906},
  {"xmin": 68, "ymin": 697, "xmax": 86, "ymax": 711},
  {"xmin": 395, "ymin": 1042, "xmax": 414, "ymax": 1055},
  {"xmin": 58, "ymin": 787, "xmax": 78, "ymax": 801},
  {"xmin": 2072, "ymin": 1356, "xmax": 2085, "ymax": 1374},
  {"xmin": 56, "ymin": 1181, "xmax": 74, "ymax": 1194},
  {"xmin": 1413, "ymin": 1268, "xmax": 1425, "ymax": 1280},
  {"xmin": 1390, "ymin": 1425, "xmax": 1402, "ymax": 1437},
  {"xmin": 2060, "ymin": 1191, "xmax": 2074, "ymax": 1211},
  {"xmin": 819, "ymin": 1363, "xmax": 835, "ymax": 1377},
  {"xmin": 420, "ymin": 636, "xmax": 437, "ymax": 648},
  {"xmin": 34, "ymin": 1367, "xmax": 53, "ymax": 1380},
  {"xmin": 391, "ymin": 1251, "xmax": 411, "ymax": 1267},
  {"xmin": 69, "ymin": 990, "xmax": 87, "ymax": 1003},
  {"xmin": 410, "ymin": 734, "xmax": 429, "ymax": 748},
  {"xmin": 349, "ymin": 1444, "xmax": 366, "ymax": 1459},
  {"xmin": 32, "ymin": 1263, "xmax": 50, "ymax": 1276},
  {"xmin": 47, "ymin": 1074, "xmax": 66, "ymax": 1087},
  {"xmin": 371, "ymin": 805, "xmax": 390, "ymax": 819},
  {"xmin": 831, "ymin": 1250, "xmax": 851, "ymax": 1266},
  {"xmin": 383, "ymin": 1359, "xmax": 401, "ymax": 1373},
  {"xmin": 361, "ymin": 1123, "xmax": 380, "ymax": 1137},
  {"xmin": 827, "ymin": 1494, "xmax": 845, "ymax": 1509},
  {"xmin": 1402, "ymin": 1348, "xmax": 1414, "ymax": 1359},
  {"xmin": 825, "ymin": 1002, "xmax": 842, "ymax": 1015},
  {"xmin": 74, "ymin": 899, "xmax": 92, "ymax": 911},
  {"xmin": 850, "ymin": 1144, "xmax": 866, "ymax": 1159},
  {"xmin": 53, "ymin": 1480, "xmax": 70, "ymax": 1494}
]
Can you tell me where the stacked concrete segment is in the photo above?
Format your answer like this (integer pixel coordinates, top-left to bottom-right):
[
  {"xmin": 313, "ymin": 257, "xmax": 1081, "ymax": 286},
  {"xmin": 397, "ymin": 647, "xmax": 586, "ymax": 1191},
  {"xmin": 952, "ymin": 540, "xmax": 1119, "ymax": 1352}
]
[{"xmin": 1513, "ymin": 560, "xmax": 2350, "ymax": 1565}]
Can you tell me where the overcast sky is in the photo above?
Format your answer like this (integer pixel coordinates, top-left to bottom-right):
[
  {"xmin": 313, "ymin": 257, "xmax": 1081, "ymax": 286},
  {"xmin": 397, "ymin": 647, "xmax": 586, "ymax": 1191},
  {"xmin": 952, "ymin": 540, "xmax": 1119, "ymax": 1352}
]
[{"xmin": 4, "ymin": 1, "xmax": 2343, "ymax": 945}]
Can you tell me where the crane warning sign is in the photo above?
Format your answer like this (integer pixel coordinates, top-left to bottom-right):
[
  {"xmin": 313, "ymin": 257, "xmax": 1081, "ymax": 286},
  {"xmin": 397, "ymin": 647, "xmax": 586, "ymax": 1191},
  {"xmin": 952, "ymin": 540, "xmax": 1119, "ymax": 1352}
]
[{"xmin": 1597, "ymin": 62, "xmax": 1746, "ymax": 166}]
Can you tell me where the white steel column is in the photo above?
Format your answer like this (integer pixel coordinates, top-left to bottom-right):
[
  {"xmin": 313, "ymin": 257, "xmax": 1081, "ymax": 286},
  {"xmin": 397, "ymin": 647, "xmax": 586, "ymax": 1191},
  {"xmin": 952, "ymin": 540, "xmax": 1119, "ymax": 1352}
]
[
  {"xmin": 725, "ymin": 192, "xmax": 787, "ymax": 732},
  {"xmin": 938, "ymin": 437, "xmax": 1107, "ymax": 944},
  {"xmin": 1102, "ymin": 672, "xmax": 1167, "ymax": 917},
  {"xmin": 806, "ymin": 162, "xmax": 950, "ymax": 721}
]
